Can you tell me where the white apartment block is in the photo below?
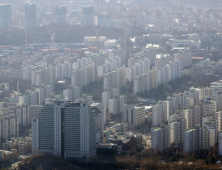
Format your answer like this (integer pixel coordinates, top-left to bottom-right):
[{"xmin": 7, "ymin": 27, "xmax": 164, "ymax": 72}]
[
  {"xmin": 201, "ymin": 103, "xmax": 217, "ymax": 117},
  {"xmin": 166, "ymin": 96, "xmax": 179, "ymax": 116},
  {"xmin": 158, "ymin": 66, "xmax": 169, "ymax": 85},
  {"xmin": 27, "ymin": 64, "xmax": 53, "ymax": 87},
  {"xmin": 3, "ymin": 118, "xmax": 9, "ymax": 141},
  {"xmin": 72, "ymin": 58, "xmax": 89, "ymax": 70},
  {"xmin": 73, "ymin": 86, "xmax": 82, "ymax": 101},
  {"xmin": 170, "ymin": 121, "xmax": 181, "ymax": 145},
  {"xmin": 151, "ymin": 124, "xmax": 170, "ymax": 151},
  {"xmin": 35, "ymin": 87, "xmax": 45, "ymax": 105},
  {"xmin": 151, "ymin": 127, "xmax": 164, "ymax": 150},
  {"xmin": 126, "ymin": 59, "xmax": 150, "ymax": 83},
  {"xmin": 202, "ymin": 116, "xmax": 213, "ymax": 128},
  {"xmin": 152, "ymin": 102, "xmax": 163, "ymax": 127},
  {"xmin": 177, "ymin": 93, "xmax": 186, "ymax": 111},
  {"xmin": 80, "ymin": 94, "xmax": 94, "ymax": 106},
  {"xmin": 211, "ymin": 92, "xmax": 222, "ymax": 112},
  {"xmin": 122, "ymin": 105, "xmax": 145, "ymax": 127},
  {"xmin": 184, "ymin": 97, "xmax": 194, "ymax": 109},
  {"xmin": 204, "ymin": 124, "xmax": 216, "ymax": 147},
  {"xmin": 188, "ymin": 88, "xmax": 200, "ymax": 106},
  {"xmin": 102, "ymin": 91, "xmax": 112, "ymax": 108},
  {"xmin": 134, "ymin": 71, "xmax": 149, "ymax": 94},
  {"xmin": 128, "ymin": 48, "xmax": 156, "ymax": 66},
  {"xmin": 163, "ymin": 101, "xmax": 169, "ymax": 123},
  {"xmin": 63, "ymin": 86, "xmax": 82, "ymax": 102},
  {"xmin": 97, "ymin": 56, "xmax": 121, "ymax": 77},
  {"xmin": 149, "ymin": 68, "xmax": 158, "ymax": 91},
  {"xmin": 55, "ymin": 63, "xmax": 67, "ymax": 81},
  {"xmin": 108, "ymin": 98, "xmax": 118, "ymax": 115},
  {"xmin": 182, "ymin": 109, "xmax": 194, "ymax": 130},
  {"xmin": 87, "ymin": 53, "xmax": 109, "ymax": 68},
  {"xmin": 19, "ymin": 94, "xmax": 29, "ymax": 105},
  {"xmin": 45, "ymin": 85, "xmax": 54, "ymax": 98},
  {"xmin": 103, "ymin": 66, "xmax": 126, "ymax": 90},
  {"xmin": 63, "ymin": 88, "xmax": 73, "ymax": 101},
  {"xmin": 0, "ymin": 114, "xmax": 19, "ymax": 143},
  {"xmin": 193, "ymin": 105, "xmax": 201, "ymax": 126},
  {"xmin": 29, "ymin": 91, "xmax": 38, "ymax": 105},
  {"xmin": 200, "ymin": 127, "xmax": 210, "ymax": 151},
  {"xmin": 155, "ymin": 55, "xmax": 174, "ymax": 69},
  {"xmin": 168, "ymin": 113, "xmax": 180, "ymax": 124},
  {"xmin": 16, "ymin": 105, "xmax": 28, "ymax": 129},
  {"xmin": 112, "ymin": 89, "xmax": 119, "ymax": 97},
  {"xmin": 102, "ymin": 88, "xmax": 120, "ymax": 110},
  {"xmin": 71, "ymin": 62, "xmax": 95, "ymax": 87},
  {"xmin": 183, "ymin": 128, "xmax": 198, "ymax": 153},
  {"xmin": 28, "ymin": 105, "xmax": 42, "ymax": 125},
  {"xmin": 119, "ymin": 95, "xmax": 126, "ymax": 114}
]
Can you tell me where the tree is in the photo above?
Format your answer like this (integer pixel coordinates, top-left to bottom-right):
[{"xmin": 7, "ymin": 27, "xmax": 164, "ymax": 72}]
[
  {"xmin": 192, "ymin": 152, "xmax": 195, "ymax": 158},
  {"xmin": 36, "ymin": 164, "xmax": 43, "ymax": 170}
]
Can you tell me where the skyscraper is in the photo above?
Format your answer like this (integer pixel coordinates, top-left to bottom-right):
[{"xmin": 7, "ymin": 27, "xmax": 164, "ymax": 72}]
[
  {"xmin": 55, "ymin": 6, "xmax": 66, "ymax": 24},
  {"xmin": 32, "ymin": 101, "xmax": 96, "ymax": 161},
  {"xmin": 0, "ymin": 4, "xmax": 12, "ymax": 29},
  {"xmin": 82, "ymin": 6, "xmax": 94, "ymax": 26},
  {"xmin": 24, "ymin": 3, "xmax": 36, "ymax": 29}
]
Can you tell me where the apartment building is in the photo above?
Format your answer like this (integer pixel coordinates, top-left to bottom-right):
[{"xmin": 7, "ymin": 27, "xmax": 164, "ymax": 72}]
[
  {"xmin": 151, "ymin": 124, "xmax": 170, "ymax": 150},
  {"xmin": 103, "ymin": 66, "xmax": 126, "ymax": 90},
  {"xmin": 152, "ymin": 102, "xmax": 163, "ymax": 127},
  {"xmin": 183, "ymin": 128, "xmax": 198, "ymax": 153},
  {"xmin": 122, "ymin": 105, "xmax": 145, "ymax": 127},
  {"xmin": 182, "ymin": 109, "xmax": 194, "ymax": 130},
  {"xmin": 63, "ymin": 86, "xmax": 82, "ymax": 101},
  {"xmin": 98, "ymin": 56, "xmax": 121, "ymax": 77},
  {"xmin": 170, "ymin": 121, "xmax": 181, "ymax": 145},
  {"xmin": 71, "ymin": 62, "xmax": 95, "ymax": 87}
]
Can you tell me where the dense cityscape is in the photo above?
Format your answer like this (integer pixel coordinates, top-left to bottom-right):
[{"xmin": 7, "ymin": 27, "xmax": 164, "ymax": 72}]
[{"xmin": 0, "ymin": 0, "xmax": 222, "ymax": 169}]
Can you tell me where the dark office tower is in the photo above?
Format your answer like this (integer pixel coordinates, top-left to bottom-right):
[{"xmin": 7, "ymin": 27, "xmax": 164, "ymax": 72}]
[
  {"xmin": 24, "ymin": 3, "xmax": 36, "ymax": 29},
  {"xmin": 55, "ymin": 6, "xmax": 66, "ymax": 24},
  {"xmin": 0, "ymin": 4, "xmax": 12, "ymax": 29},
  {"xmin": 82, "ymin": 6, "xmax": 94, "ymax": 26}
]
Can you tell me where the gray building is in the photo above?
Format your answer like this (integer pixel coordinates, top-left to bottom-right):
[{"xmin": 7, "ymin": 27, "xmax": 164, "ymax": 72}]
[
  {"xmin": 55, "ymin": 6, "xmax": 66, "ymax": 24},
  {"xmin": 32, "ymin": 101, "xmax": 96, "ymax": 161},
  {"xmin": 0, "ymin": 4, "xmax": 12, "ymax": 29},
  {"xmin": 24, "ymin": 3, "xmax": 36, "ymax": 29}
]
